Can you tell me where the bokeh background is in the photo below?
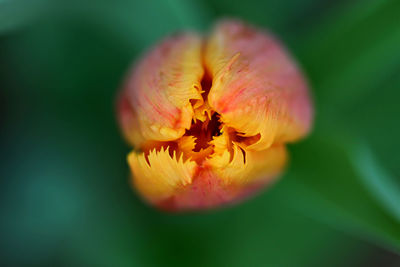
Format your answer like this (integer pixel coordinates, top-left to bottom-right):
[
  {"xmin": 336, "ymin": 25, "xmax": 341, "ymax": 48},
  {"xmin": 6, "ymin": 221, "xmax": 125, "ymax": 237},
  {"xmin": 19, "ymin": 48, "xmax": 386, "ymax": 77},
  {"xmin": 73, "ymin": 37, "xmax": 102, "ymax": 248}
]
[{"xmin": 1, "ymin": 0, "xmax": 400, "ymax": 266}]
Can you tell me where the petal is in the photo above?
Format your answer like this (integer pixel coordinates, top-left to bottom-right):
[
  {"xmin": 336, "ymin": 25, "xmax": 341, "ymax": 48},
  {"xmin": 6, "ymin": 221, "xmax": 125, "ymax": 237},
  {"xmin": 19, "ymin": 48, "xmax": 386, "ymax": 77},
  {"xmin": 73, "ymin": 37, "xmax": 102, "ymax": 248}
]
[
  {"xmin": 206, "ymin": 142, "xmax": 287, "ymax": 186},
  {"xmin": 128, "ymin": 147, "xmax": 197, "ymax": 204},
  {"xmin": 117, "ymin": 92, "xmax": 145, "ymax": 147},
  {"xmin": 154, "ymin": 143, "xmax": 287, "ymax": 211},
  {"xmin": 205, "ymin": 20, "xmax": 313, "ymax": 150},
  {"xmin": 120, "ymin": 33, "xmax": 204, "ymax": 147}
]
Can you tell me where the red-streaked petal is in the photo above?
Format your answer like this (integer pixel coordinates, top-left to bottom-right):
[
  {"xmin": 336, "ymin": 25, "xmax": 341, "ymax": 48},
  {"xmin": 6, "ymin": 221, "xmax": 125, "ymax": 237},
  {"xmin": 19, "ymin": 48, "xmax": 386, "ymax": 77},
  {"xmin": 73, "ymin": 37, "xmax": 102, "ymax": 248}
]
[
  {"xmin": 119, "ymin": 33, "xmax": 204, "ymax": 147},
  {"xmin": 205, "ymin": 19, "xmax": 313, "ymax": 150}
]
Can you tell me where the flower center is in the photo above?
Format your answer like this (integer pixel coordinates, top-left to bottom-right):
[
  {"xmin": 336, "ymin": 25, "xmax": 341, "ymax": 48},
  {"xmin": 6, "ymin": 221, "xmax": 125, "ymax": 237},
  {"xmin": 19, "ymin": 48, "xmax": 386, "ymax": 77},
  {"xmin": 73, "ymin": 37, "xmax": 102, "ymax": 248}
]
[
  {"xmin": 141, "ymin": 67, "xmax": 260, "ymax": 166},
  {"xmin": 185, "ymin": 113, "xmax": 222, "ymax": 152}
]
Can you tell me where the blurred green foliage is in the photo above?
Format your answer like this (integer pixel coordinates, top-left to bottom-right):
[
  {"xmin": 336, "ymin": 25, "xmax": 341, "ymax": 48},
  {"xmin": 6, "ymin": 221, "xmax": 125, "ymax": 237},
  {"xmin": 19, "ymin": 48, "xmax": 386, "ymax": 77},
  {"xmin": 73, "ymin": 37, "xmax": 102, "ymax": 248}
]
[{"xmin": 1, "ymin": 0, "xmax": 399, "ymax": 266}]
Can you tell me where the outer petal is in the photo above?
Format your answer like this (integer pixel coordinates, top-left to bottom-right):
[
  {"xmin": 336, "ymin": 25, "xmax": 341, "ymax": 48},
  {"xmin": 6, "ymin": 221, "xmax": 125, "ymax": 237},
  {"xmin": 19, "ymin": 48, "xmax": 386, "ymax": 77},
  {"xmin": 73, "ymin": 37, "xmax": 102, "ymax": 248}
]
[
  {"xmin": 119, "ymin": 33, "xmax": 204, "ymax": 147},
  {"xmin": 205, "ymin": 20, "xmax": 313, "ymax": 150},
  {"xmin": 131, "ymin": 143, "xmax": 287, "ymax": 211},
  {"xmin": 162, "ymin": 144, "xmax": 286, "ymax": 211}
]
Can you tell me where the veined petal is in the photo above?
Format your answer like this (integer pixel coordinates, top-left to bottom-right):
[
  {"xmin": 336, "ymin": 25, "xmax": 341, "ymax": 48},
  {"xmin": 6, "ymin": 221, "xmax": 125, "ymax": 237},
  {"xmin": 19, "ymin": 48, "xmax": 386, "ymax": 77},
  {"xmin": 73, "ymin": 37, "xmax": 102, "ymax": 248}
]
[
  {"xmin": 205, "ymin": 20, "xmax": 313, "ymax": 150},
  {"xmin": 128, "ymin": 147, "xmax": 197, "ymax": 204},
  {"xmin": 120, "ymin": 33, "xmax": 204, "ymax": 147}
]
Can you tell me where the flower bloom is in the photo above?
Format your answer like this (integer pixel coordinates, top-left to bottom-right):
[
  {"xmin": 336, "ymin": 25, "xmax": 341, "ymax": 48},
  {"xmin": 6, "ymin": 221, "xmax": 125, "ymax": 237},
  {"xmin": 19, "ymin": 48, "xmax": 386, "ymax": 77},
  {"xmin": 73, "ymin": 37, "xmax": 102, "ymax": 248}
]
[{"xmin": 117, "ymin": 20, "xmax": 313, "ymax": 211}]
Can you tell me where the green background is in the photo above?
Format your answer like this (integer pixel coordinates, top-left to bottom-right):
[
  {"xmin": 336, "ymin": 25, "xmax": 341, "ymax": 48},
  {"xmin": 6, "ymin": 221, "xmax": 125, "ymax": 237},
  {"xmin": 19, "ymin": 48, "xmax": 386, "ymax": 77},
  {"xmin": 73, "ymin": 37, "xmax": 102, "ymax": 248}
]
[{"xmin": 1, "ymin": 0, "xmax": 400, "ymax": 266}]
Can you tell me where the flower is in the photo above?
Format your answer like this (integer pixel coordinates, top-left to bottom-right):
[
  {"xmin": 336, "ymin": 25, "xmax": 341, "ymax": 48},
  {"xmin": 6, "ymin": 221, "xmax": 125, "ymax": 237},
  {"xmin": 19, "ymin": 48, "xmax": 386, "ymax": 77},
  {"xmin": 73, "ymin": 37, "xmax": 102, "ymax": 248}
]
[{"xmin": 117, "ymin": 19, "xmax": 313, "ymax": 211}]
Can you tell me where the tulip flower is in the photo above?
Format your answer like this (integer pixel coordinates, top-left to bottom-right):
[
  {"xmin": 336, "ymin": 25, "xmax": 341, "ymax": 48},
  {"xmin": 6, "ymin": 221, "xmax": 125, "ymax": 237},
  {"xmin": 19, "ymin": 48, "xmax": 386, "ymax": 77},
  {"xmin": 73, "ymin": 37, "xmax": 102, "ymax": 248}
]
[{"xmin": 117, "ymin": 19, "xmax": 313, "ymax": 211}]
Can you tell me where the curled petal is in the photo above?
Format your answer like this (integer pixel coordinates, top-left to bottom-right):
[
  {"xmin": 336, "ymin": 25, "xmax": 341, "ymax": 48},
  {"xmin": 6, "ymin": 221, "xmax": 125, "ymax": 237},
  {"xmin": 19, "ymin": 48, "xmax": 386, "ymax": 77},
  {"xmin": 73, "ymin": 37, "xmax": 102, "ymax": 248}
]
[
  {"xmin": 206, "ymin": 143, "xmax": 287, "ymax": 186},
  {"xmin": 205, "ymin": 20, "xmax": 313, "ymax": 150},
  {"xmin": 119, "ymin": 33, "xmax": 204, "ymax": 147}
]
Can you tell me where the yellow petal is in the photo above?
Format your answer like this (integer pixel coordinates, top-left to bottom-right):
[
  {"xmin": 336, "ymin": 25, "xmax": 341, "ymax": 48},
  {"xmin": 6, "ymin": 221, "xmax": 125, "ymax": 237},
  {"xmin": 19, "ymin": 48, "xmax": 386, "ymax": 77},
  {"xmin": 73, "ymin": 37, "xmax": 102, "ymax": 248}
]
[
  {"xmin": 121, "ymin": 33, "xmax": 204, "ymax": 147},
  {"xmin": 128, "ymin": 147, "xmax": 197, "ymax": 204},
  {"xmin": 205, "ymin": 20, "xmax": 313, "ymax": 150},
  {"xmin": 206, "ymin": 142, "xmax": 287, "ymax": 186}
]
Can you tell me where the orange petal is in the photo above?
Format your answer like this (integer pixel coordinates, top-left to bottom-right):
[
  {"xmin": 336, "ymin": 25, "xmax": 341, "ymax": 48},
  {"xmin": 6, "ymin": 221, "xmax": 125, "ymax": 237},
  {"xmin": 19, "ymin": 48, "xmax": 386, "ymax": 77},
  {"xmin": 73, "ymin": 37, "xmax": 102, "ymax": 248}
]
[
  {"xmin": 205, "ymin": 20, "xmax": 313, "ymax": 150},
  {"xmin": 119, "ymin": 33, "xmax": 204, "ymax": 147}
]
